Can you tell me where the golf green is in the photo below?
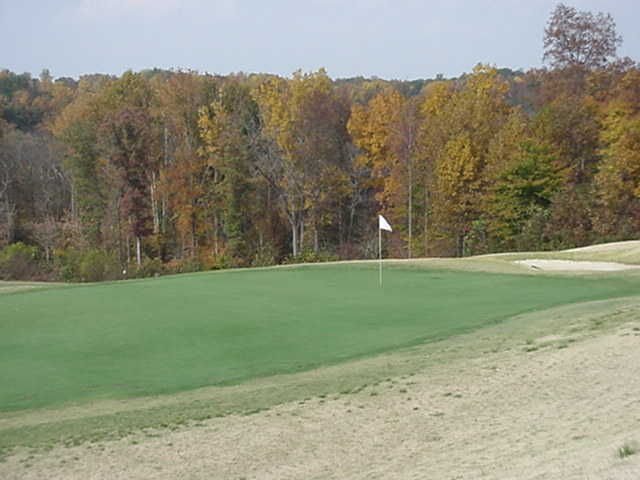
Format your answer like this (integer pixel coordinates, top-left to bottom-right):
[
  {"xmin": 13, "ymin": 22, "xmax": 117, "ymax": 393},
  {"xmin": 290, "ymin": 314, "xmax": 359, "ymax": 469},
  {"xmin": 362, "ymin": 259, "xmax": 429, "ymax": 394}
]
[{"xmin": 1, "ymin": 264, "xmax": 637, "ymax": 411}]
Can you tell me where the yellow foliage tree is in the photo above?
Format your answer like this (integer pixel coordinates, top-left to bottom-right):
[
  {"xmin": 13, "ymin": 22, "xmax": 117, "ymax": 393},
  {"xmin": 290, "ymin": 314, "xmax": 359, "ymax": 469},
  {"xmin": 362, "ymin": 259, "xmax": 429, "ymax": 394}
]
[
  {"xmin": 348, "ymin": 88, "xmax": 420, "ymax": 257},
  {"xmin": 253, "ymin": 69, "xmax": 350, "ymax": 256},
  {"xmin": 418, "ymin": 65, "xmax": 510, "ymax": 256},
  {"xmin": 596, "ymin": 101, "xmax": 640, "ymax": 208}
]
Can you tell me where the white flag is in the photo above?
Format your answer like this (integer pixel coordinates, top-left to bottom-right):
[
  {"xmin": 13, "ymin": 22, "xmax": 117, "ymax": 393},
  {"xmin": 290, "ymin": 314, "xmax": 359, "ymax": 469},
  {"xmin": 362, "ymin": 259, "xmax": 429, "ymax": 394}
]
[{"xmin": 378, "ymin": 215, "xmax": 392, "ymax": 232}]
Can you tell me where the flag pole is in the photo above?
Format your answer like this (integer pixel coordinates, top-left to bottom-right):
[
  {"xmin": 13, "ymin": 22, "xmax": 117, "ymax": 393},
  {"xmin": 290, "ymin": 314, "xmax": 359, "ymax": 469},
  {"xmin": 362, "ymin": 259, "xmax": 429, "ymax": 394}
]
[
  {"xmin": 378, "ymin": 215, "xmax": 391, "ymax": 287},
  {"xmin": 379, "ymin": 224, "xmax": 382, "ymax": 287}
]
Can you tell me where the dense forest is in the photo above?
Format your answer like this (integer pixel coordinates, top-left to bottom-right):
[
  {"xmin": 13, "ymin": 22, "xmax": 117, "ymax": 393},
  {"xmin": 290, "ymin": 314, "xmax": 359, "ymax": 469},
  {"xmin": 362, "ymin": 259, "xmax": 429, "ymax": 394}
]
[{"xmin": 1, "ymin": 4, "xmax": 639, "ymax": 281}]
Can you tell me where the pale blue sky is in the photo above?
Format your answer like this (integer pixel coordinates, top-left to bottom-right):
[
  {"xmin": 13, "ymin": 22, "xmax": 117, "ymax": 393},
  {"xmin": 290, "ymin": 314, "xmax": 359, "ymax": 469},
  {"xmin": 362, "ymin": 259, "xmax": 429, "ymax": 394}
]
[{"xmin": 1, "ymin": 0, "xmax": 638, "ymax": 80}]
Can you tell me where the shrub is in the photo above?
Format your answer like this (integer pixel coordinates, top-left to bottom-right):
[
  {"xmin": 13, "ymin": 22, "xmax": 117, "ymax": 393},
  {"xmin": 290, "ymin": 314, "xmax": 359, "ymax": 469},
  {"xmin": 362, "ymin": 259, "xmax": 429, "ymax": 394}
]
[
  {"xmin": 335, "ymin": 242, "xmax": 363, "ymax": 261},
  {"xmin": 0, "ymin": 242, "xmax": 41, "ymax": 280},
  {"xmin": 78, "ymin": 250, "xmax": 119, "ymax": 283},
  {"xmin": 284, "ymin": 249, "xmax": 339, "ymax": 265},
  {"xmin": 130, "ymin": 257, "xmax": 164, "ymax": 279},
  {"xmin": 54, "ymin": 248, "xmax": 83, "ymax": 282},
  {"xmin": 252, "ymin": 249, "xmax": 277, "ymax": 267},
  {"xmin": 164, "ymin": 257, "xmax": 202, "ymax": 275},
  {"xmin": 55, "ymin": 248, "xmax": 119, "ymax": 282},
  {"xmin": 201, "ymin": 251, "xmax": 231, "ymax": 271},
  {"xmin": 463, "ymin": 218, "xmax": 489, "ymax": 256}
]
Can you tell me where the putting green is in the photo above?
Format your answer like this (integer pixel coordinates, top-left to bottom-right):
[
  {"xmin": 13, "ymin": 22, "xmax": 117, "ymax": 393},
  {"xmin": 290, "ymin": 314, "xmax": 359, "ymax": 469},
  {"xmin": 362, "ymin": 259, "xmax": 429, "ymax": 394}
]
[{"xmin": 1, "ymin": 263, "xmax": 637, "ymax": 411}]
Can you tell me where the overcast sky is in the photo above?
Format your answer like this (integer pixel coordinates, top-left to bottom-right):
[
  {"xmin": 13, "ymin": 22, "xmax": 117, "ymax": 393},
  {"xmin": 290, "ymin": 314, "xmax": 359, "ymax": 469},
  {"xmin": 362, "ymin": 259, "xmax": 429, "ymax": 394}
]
[{"xmin": 1, "ymin": 0, "xmax": 638, "ymax": 80}]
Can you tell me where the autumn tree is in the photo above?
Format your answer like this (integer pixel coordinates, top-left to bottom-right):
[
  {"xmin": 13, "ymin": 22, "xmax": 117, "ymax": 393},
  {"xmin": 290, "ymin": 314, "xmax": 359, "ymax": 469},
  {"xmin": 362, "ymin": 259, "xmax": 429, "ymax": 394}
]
[
  {"xmin": 29, "ymin": 216, "xmax": 60, "ymax": 263},
  {"xmin": 156, "ymin": 71, "xmax": 218, "ymax": 260},
  {"xmin": 54, "ymin": 94, "xmax": 106, "ymax": 246},
  {"xmin": 100, "ymin": 107, "xmax": 158, "ymax": 265},
  {"xmin": 0, "ymin": 126, "xmax": 69, "ymax": 246},
  {"xmin": 7, "ymin": 44, "xmax": 640, "ymax": 280},
  {"xmin": 0, "ymin": 134, "xmax": 15, "ymax": 246},
  {"xmin": 348, "ymin": 88, "xmax": 403, "ymax": 202},
  {"xmin": 532, "ymin": 96, "xmax": 600, "ymax": 181},
  {"xmin": 543, "ymin": 4, "xmax": 622, "ymax": 71},
  {"xmin": 199, "ymin": 78, "xmax": 262, "ymax": 263},
  {"xmin": 54, "ymin": 71, "xmax": 157, "ymax": 263},
  {"xmin": 0, "ymin": 71, "xmax": 44, "ymax": 130},
  {"xmin": 418, "ymin": 66, "xmax": 510, "ymax": 256},
  {"xmin": 294, "ymin": 80, "xmax": 351, "ymax": 253},
  {"xmin": 481, "ymin": 109, "xmax": 529, "ymax": 247},
  {"xmin": 254, "ymin": 69, "xmax": 350, "ymax": 257},
  {"xmin": 594, "ymin": 100, "xmax": 640, "ymax": 237},
  {"xmin": 542, "ymin": 4, "xmax": 623, "ymax": 98},
  {"xmin": 348, "ymin": 88, "xmax": 421, "ymax": 257}
]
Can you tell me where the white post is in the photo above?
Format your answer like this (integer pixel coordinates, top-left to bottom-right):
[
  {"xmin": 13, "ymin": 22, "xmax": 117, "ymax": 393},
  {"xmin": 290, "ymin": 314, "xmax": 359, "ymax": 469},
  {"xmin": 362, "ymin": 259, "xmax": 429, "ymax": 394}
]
[{"xmin": 379, "ymin": 226, "xmax": 382, "ymax": 287}]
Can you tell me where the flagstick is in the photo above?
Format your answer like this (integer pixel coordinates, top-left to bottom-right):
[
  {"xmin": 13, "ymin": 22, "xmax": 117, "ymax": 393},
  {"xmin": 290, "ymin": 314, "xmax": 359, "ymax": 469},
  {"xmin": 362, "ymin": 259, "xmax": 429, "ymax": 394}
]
[{"xmin": 379, "ymin": 225, "xmax": 382, "ymax": 287}]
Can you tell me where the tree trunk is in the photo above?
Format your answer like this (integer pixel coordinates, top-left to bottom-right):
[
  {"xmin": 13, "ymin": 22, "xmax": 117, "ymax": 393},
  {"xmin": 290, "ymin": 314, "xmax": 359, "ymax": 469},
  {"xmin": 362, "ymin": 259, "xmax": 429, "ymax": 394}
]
[
  {"xmin": 70, "ymin": 181, "xmax": 76, "ymax": 218},
  {"xmin": 213, "ymin": 168, "xmax": 219, "ymax": 257},
  {"xmin": 213, "ymin": 212, "xmax": 219, "ymax": 257},
  {"xmin": 2, "ymin": 193, "xmax": 15, "ymax": 244},
  {"xmin": 136, "ymin": 236, "xmax": 141, "ymax": 266},
  {"xmin": 348, "ymin": 202, "xmax": 356, "ymax": 243},
  {"xmin": 150, "ymin": 172, "xmax": 160, "ymax": 234},
  {"xmin": 117, "ymin": 214, "xmax": 123, "ymax": 265},
  {"xmin": 161, "ymin": 197, "xmax": 166, "ymax": 234},
  {"xmin": 300, "ymin": 220, "xmax": 305, "ymax": 253},
  {"xmin": 162, "ymin": 122, "xmax": 169, "ymax": 235},
  {"xmin": 314, "ymin": 227, "xmax": 319, "ymax": 254},
  {"xmin": 191, "ymin": 212, "xmax": 196, "ymax": 258},
  {"xmin": 291, "ymin": 218, "xmax": 298, "ymax": 257},
  {"xmin": 408, "ymin": 161, "xmax": 413, "ymax": 259},
  {"xmin": 423, "ymin": 189, "xmax": 429, "ymax": 256}
]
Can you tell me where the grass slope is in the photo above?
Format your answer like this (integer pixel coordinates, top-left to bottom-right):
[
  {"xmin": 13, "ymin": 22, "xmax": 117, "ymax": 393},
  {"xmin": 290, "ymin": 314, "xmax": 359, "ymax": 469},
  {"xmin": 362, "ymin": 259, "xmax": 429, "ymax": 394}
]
[{"xmin": 1, "ymin": 263, "xmax": 638, "ymax": 413}]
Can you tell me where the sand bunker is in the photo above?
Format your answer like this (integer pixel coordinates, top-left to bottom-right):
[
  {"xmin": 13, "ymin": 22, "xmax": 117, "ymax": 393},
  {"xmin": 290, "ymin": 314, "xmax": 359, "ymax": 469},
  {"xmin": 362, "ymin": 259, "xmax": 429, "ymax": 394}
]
[{"xmin": 515, "ymin": 259, "xmax": 640, "ymax": 271}]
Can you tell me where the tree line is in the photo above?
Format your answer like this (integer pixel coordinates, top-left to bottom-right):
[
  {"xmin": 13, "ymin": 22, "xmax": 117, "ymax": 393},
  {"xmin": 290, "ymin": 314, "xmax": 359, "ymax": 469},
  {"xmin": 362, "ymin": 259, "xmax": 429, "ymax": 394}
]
[{"xmin": 1, "ymin": 3, "xmax": 639, "ymax": 281}]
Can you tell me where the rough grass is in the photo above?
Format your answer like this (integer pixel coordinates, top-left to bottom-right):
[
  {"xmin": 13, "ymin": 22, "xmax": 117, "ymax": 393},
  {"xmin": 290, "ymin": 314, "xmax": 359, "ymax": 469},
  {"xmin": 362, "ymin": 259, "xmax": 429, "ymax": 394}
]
[{"xmin": 617, "ymin": 441, "xmax": 639, "ymax": 459}]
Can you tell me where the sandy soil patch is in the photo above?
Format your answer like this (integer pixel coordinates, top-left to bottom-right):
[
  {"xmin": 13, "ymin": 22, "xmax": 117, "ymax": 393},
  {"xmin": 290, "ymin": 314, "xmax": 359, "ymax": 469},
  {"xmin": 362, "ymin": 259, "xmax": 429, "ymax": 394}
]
[
  {"xmin": 515, "ymin": 259, "xmax": 640, "ymax": 271},
  {"xmin": 3, "ymin": 325, "xmax": 640, "ymax": 479}
]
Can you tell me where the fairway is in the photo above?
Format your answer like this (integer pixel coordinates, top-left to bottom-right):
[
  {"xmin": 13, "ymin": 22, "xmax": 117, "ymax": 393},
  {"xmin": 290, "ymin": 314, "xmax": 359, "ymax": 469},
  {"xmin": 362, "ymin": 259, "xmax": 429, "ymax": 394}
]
[{"xmin": 1, "ymin": 263, "xmax": 638, "ymax": 412}]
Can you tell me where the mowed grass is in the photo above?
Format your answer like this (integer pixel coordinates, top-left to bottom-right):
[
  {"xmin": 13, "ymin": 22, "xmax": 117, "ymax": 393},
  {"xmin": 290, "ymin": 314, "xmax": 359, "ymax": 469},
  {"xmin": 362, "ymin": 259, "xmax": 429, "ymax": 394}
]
[{"xmin": 1, "ymin": 263, "xmax": 638, "ymax": 412}]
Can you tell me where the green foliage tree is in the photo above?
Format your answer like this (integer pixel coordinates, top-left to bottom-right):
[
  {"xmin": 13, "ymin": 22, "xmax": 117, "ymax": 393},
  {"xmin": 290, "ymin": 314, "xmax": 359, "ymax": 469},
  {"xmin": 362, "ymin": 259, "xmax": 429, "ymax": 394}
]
[
  {"xmin": 486, "ymin": 142, "xmax": 561, "ymax": 248},
  {"xmin": 199, "ymin": 78, "xmax": 261, "ymax": 264},
  {"xmin": 53, "ymin": 98, "xmax": 105, "ymax": 245}
]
